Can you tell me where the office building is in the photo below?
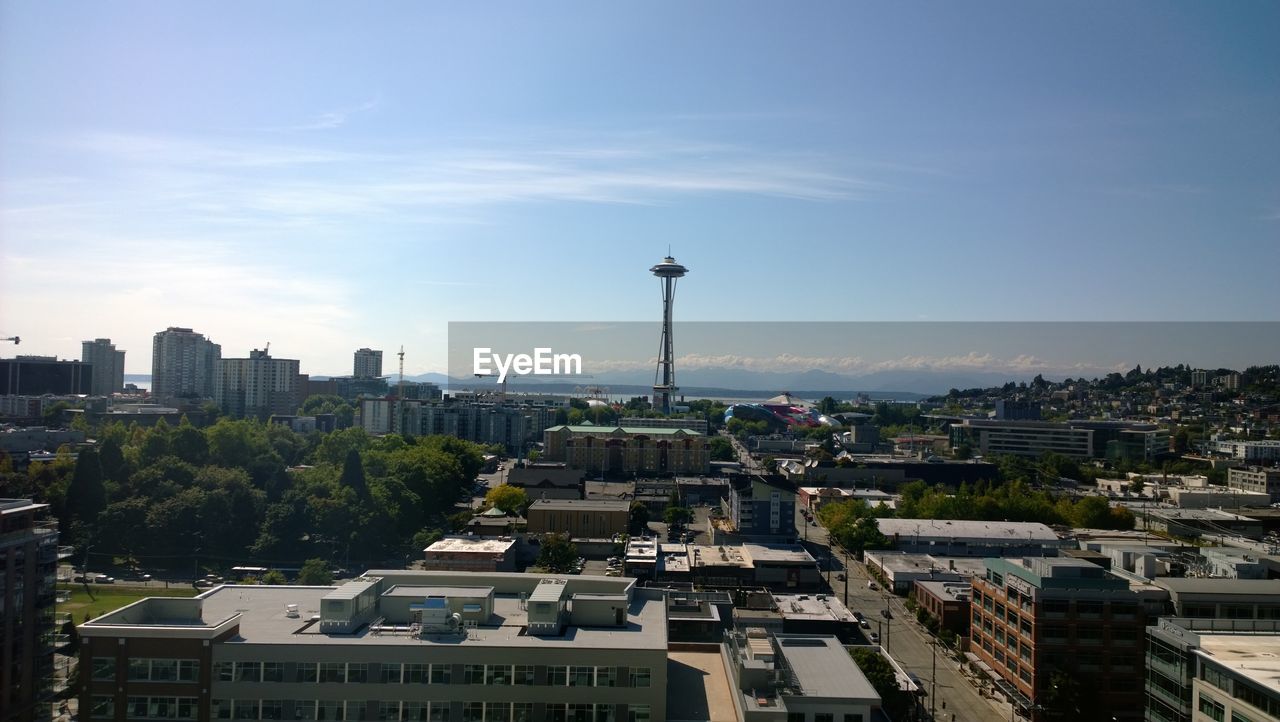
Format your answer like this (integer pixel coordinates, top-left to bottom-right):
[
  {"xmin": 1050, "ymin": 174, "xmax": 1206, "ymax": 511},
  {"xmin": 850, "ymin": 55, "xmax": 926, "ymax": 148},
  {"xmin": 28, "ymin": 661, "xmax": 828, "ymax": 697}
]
[
  {"xmin": 1149, "ymin": 578, "xmax": 1280, "ymax": 619},
  {"xmin": 151, "ymin": 327, "xmax": 221, "ymax": 402},
  {"xmin": 722, "ymin": 629, "xmax": 881, "ymax": 722},
  {"xmin": 1228, "ymin": 466, "xmax": 1280, "ymax": 503},
  {"xmin": 81, "ymin": 339, "xmax": 126, "ymax": 396},
  {"xmin": 79, "ymin": 571, "xmax": 668, "ymax": 722},
  {"xmin": 353, "ymin": 348, "xmax": 383, "ymax": 379},
  {"xmin": 994, "ymin": 400, "xmax": 1042, "ymax": 421},
  {"xmin": 526, "ymin": 499, "xmax": 630, "ymax": 538},
  {"xmin": 543, "ymin": 425, "xmax": 710, "ymax": 475},
  {"xmin": 970, "ymin": 557, "xmax": 1148, "ymax": 722},
  {"xmin": 1200, "ymin": 440, "xmax": 1280, "ymax": 463},
  {"xmin": 1146, "ymin": 618, "xmax": 1280, "ymax": 722},
  {"xmin": 213, "ymin": 349, "xmax": 305, "ymax": 419},
  {"xmin": 2, "ymin": 499, "xmax": 70, "ymax": 722},
  {"xmin": 0, "ymin": 356, "xmax": 93, "ymax": 396},
  {"xmin": 617, "ymin": 417, "xmax": 709, "ymax": 435}
]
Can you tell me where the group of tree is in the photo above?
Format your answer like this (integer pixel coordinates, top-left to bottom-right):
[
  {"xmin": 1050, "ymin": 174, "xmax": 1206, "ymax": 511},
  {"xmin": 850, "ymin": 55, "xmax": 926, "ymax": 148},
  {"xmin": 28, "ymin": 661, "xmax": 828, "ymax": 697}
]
[
  {"xmin": 895, "ymin": 479, "xmax": 1135, "ymax": 530},
  {"xmin": 4, "ymin": 416, "xmax": 489, "ymax": 571}
]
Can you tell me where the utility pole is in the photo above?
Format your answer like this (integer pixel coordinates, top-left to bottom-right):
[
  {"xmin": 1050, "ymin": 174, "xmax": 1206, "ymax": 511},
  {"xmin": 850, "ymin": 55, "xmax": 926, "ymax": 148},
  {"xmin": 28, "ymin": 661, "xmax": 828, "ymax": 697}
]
[{"xmin": 930, "ymin": 638, "xmax": 938, "ymax": 722}]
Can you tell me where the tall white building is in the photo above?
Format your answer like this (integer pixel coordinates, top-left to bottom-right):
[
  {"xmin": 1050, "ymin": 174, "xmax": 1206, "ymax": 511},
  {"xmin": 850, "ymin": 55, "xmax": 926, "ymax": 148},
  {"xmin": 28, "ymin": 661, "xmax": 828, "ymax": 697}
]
[
  {"xmin": 213, "ymin": 349, "xmax": 304, "ymax": 419},
  {"xmin": 150, "ymin": 327, "xmax": 221, "ymax": 402},
  {"xmin": 354, "ymin": 347, "xmax": 383, "ymax": 378},
  {"xmin": 81, "ymin": 338, "xmax": 126, "ymax": 397}
]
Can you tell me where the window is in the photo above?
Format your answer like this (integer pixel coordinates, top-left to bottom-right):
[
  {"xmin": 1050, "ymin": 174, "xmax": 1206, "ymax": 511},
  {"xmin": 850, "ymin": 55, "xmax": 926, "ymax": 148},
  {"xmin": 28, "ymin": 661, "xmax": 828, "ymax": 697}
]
[
  {"xmin": 152, "ymin": 660, "xmax": 179, "ymax": 682},
  {"xmin": 348, "ymin": 663, "xmax": 369, "ymax": 683},
  {"xmin": 295, "ymin": 702, "xmax": 317, "ymax": 721},
  {"xmin": 547, "ymin": 705, "xmax": 567, "ymax": 722},
  {"xmin": 92, "ymin": 658, "xmax": 115, "ymax": 681},
  {"xmin": 234, "ymin": 701, "xmax": 260, "ymax": 720},
  {"xmin": 629, "ymin": 707, "xmax": 651, "ymax": 722},
  {"xmin": 1020, "ymin": 668, "xmax": 1032, "ymax": 684},
  {"xmin": 513, "ymin": 704, "xmax": 533, "ymax": 722},
  {"xmin": 320, "ymin": 662, "xmax": 345, "ymax": 683},
  {"xmin": 213, "ymin": 700, "xmax": 232, "ymax": 720},
  {"xmin": 787, "ymin": 714, "xmax": 805, "ymax": 722},
  {"xmin": 1231, "ymin": 714, "xmax": 1254, "ymax": 722},
  {"xmin": 548, "ymin": 666, "xmax": 568, "ymax": 686},
  {"xmin": 513, "ymin": 665, "xmax": 535, "ymax": 685},
  {"xmin": 1199, "ymin": 694, "xmax": 1225, "ymax": 722},
  {"xmin": 177, "ymin": 698, "xmax": 199, "ymax": 720},
  {"xmin": 815, "ymin": 715, "xmax": 834, "ymax": 722},
  {"xmin": 569, "ymin": 705, "xmax": 593, "ymax": 722},
  {"xmin": 377, "ymin": 702, "xmax": 399, "ymax": 721},
  {"xmin": 594, "ymin": 706, "xmax": 614, "ymax": 722},
  {"xmin": 236, "ymin": 661, "xmax": 261, "ymax": 682},
  {"xmin": 382, "ymin": 663, "xmax": 403, "ymax": 684},
  {"xmin": 629, "ymin": 667, "xmax": 651, "ymax": 688},
  {"xmin": 130, "ymin": 659, "xmax": 152, "ymax": 681},
  {"xmin": 429, "ymin": 704, "xmax": 449, "ymax": 722},
  {"xmin": 485, "ymin": 665, "xmax": 512, "ymax": 685},
  {"xmin": 487, "ymin": 703, "xmax": 511, "ymax": 722},
  {"xmin": 570, "ymin": 666, "xmax": 594, "ymax": 687},
  {"xmin": 430, "ymin": 665, "xmax": 451, "ymax": 685},
  {"xmin": 464, "ymin": 665, "xmax": 486, "ymax": 684},
  {"xmin": 262, "ymin": 662, "xmax": 283, "ymax": 682},
  {"xmin": 596, "ymin": 667, "xmax": 617, "ymax": 687},
  {"xmin": 297, "ymin": 662, "xmax": 318, "ymax": 683},
  {"xmin": 464, "ymin": 704, "xmax": 485, "ymax": 722},
  {"xmin": 91, "ymin": 696, "xmax": 115, "ymax": 719},
  {"xmin": 317, "ymin": 701, "xmax": 344, "ymax": 721},
  {"xmin": 1020, "ymin": 619, "xmax": 1032, "ymax": 637},
  {"xmin": 404, "ymin": 703, "xmax": 429, "ymax": 722},
  {"xmin": 262, "ymin": 701, "xmax": 284, "ymax": 721},
  {"xmin": 843, "ymin": 716, "xmax": 864, "ymax": 722}
]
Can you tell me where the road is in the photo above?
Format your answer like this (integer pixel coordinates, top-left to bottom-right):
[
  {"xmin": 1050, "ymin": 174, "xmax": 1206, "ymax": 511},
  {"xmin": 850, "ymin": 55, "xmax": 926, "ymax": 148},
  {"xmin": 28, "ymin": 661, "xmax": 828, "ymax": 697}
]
[{"xmin": 797, "ymin": 505, "xmax": 1011, "ymax": 722}]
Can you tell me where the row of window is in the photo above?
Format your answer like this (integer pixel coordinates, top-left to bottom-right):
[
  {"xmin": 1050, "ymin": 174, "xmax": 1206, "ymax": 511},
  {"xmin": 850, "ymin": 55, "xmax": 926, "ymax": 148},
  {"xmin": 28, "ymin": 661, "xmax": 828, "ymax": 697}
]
[
  {"xmin": 212, "ymin": 662, "xmax": 650, "ymax": 688},
  {"xmin": 93, "ymin": 658, "xmax": 200, "ymax": 683},
  {"xmin": 784, "ymin": 714, "xmax": 863, "ymax": 722},
  {"xmin": 90, "ymin": 696, "xmax": 198, "ymax": 720},
  {"xmin": 205, "ymin": 701, "xmax": 651, "ymax": 722},
  {"xmin": 1201, "ymin": 662, "xmax": 1280, "ymax": 719}
]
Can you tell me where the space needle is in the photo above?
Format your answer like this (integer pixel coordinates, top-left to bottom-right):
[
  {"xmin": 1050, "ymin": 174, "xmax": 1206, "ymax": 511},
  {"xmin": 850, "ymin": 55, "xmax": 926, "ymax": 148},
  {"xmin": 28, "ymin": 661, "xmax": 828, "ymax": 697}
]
[{"xmin": 650, "ymin": 254, "xmax": 688, "ymax": 414}]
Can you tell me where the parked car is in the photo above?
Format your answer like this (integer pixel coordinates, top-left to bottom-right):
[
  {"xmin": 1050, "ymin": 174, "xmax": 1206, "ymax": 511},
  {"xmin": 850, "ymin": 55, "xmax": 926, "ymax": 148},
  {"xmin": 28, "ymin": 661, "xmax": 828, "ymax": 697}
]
[
  {"xmin": 868, "ymin": 632, "xmax": 880, "ymax": 643},
  {"xmin": 860, "ymin": 619, "xmax": 871, "ymax": 629},
  {"xmin": 867, "ymin": 580, "xmax": 877, "ymax": 590}
]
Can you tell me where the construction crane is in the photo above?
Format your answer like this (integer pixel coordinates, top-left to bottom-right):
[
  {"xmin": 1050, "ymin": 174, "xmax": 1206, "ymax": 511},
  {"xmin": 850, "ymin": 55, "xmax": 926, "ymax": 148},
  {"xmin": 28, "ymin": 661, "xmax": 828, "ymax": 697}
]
[
  {"xmin": 1, "ymin": 336, "xmax": 18, "ymax": 345},
  {"xmin": 474, "ymin": 372, "xmax": 511, "ymax": 402},
  {"xmin": 392, "ymin": 346, "xmax": 406, "ymax": 434}
]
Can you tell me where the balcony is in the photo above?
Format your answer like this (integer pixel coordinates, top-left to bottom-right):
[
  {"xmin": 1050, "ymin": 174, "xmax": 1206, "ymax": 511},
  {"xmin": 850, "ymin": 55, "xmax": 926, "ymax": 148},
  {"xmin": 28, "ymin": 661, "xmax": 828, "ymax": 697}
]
[{"xmin": 56, "ymin": 545, "xmax": 75, "ymax": 560}]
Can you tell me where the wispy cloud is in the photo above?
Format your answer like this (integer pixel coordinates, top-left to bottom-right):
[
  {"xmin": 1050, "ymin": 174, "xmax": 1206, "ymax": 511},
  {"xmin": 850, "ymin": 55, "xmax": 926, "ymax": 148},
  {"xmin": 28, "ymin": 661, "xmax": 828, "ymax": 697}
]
[
  {"xmin": 585, "ymin": 351, "xmax": 1127, "ymax": 377},
  {"xmin": 268, "ymin": 98, "xmax": 381, "ymax": 132}
]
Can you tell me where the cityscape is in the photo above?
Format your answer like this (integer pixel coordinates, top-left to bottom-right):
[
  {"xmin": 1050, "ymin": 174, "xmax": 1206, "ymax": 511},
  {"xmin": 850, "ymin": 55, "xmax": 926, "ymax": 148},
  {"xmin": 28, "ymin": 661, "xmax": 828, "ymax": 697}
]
[{"xmin": 3, "ymin": 4, "xmax": 1280, "ymax": 722}]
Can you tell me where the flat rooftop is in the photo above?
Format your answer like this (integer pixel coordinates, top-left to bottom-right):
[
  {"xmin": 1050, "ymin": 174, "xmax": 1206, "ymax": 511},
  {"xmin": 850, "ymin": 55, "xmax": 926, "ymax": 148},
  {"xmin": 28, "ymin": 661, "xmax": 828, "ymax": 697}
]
[
  {"xmin": 775, "ymin": 635, "xmax": 879, "ymax": 700},
  {"xmin": 528, "ymin": 498, "xmax": 630, "ymax": 512},
  {"xmin": 667, "ymin": 650, "xmax": 736, "ymax": 722},
  {"xmin": 425, "ymin": 537, "xmax": 517, "ymax": 554},
  {"xmin": 743, "ymin": 544, "xmax": 816, "ymax": 566},
  {"xmin": 1197, "ymin": 634, "xmax": 1280, "ymax": 692},
  {"xmin": 877, "ymin": 518, "xmax": 1060, "ymax": 542},
  {"xmin": 83, "ymin": 571, "xmax": 665, "ymax": 651},
  {"xmin": 773, "ymin": 593, "xmax": 856, "ymax": 623}
]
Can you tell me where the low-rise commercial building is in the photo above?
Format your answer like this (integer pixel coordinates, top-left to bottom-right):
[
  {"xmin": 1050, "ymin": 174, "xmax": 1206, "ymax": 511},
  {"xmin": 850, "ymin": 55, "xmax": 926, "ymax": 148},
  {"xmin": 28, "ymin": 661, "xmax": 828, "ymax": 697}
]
[
  {"xmin": 543, "ymin": 425, "xmax": 710, "ymax": 475},
  {"xmin": 875, "ymin": 518, "xmax": 1067, "ymax": 557},
  {"xmin": 507, "ymin": 466, "xmax": 585, "ymax": 501},
  {"xmin": 863, "ymin": 551, "xmax": 985, "ymax": 595},
  {"xmin": 1146, "ymin": 508, "xmax": 1265, "ymax": 540},
  {"xmin": 1200, "ymin": 440, "xmax": 1280, "ymax": 463},
  {"xmin": 1168, "ymin": 488, "xmax": 1271, "ymax": 509},
  {"xmin": 422, "ymin": 537, "xmax": 518, "ymax": 573},
  {"xmin": 78, "ymin": 571, "xmax": 669, "ymax": 722},
  {"xmin": 526, "ymin": 499, "xmax": 630, "ymax": 538},
  {"xmin": 913, "ymin": 580, "xmax": 971, "ymax": 636}
]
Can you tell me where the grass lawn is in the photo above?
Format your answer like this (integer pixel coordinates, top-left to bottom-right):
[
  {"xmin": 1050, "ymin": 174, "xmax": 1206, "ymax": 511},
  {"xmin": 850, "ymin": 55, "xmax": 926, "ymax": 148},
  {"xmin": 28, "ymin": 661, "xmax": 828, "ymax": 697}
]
[{"xmin": 58, "ymin": 584, "xmax": 198, "ymax": 622}]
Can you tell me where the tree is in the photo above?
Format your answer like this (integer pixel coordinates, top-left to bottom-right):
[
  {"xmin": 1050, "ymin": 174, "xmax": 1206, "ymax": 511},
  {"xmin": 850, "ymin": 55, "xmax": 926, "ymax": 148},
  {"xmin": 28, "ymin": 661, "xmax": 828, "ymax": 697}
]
[
  {"xmin": 66, "ymin": 448, "xmax": 107, "ymax": 535},
  {"xmin": 663, "ymin": 505, "xmax": 693, "ymax": 528},
  {"xmin": 484, "ymin": 484, "xmax": 527, "ymax": 514},
  {"xmin": 339, "ymin": 448, "xmax": 369, "ymax": 500},
  {"xmin": 1129, "ymin": 477, "xmax": 1146, "ymax": 497},
  {"xmin": 707, "ymin": 436, "xmax": 735, "ymax": 462},
  {"xmin": 297, "ymin": 558, "xmax": 333, "ymax": 585},
  {"xmin": 261, "ymin": 570, "xmax": 287, "ymax": 585},
  {"xmin": 629, "ymin": 502, "xmax": 651, "ymax": 534},
  {"xmin": 537, "ymin": 533, "xmax": 578, "ymax": 573},
  {"xmin": 849, "ymin": 648, "xmax": 911, "ymax": 721}
]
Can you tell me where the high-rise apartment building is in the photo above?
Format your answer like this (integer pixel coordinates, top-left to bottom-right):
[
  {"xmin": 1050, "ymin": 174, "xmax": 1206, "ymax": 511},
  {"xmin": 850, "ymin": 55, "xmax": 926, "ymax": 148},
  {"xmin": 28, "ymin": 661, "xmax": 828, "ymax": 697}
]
[
  {"xmin": 1, "ymin": 498, "xmax": 69, "ymax": 722},
  {"xmin": 151, "ymin": 327, "xmax": 221, "ymax": 402},
  {"xmin": 213, "ymin": 349, "xmax": 304, "ymax": 419},
  {"xmin": 81, "ymin": 338, "xmax": 126, "ymax": 396},
  {"xmin": 970, "ymin": 557, "xmax": 1148, "ymax": 722},
  {"xmin": 354, "ymin": 348, "xmax": 383, "ymax": 378}
]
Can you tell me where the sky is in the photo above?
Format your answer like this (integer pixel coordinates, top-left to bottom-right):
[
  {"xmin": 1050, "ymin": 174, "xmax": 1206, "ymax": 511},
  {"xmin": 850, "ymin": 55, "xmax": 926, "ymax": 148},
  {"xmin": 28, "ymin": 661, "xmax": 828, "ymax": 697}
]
[{"xmin": 1, "ymin": 1, "xmax": 1278, "ymax": 377}]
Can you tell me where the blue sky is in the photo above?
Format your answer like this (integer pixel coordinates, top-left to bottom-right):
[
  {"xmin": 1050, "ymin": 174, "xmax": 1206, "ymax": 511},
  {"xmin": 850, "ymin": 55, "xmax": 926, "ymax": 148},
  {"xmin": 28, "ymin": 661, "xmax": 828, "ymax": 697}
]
[{"xmin": 2, "ymin": 2, "xmax": 1277, "ymax": 376}]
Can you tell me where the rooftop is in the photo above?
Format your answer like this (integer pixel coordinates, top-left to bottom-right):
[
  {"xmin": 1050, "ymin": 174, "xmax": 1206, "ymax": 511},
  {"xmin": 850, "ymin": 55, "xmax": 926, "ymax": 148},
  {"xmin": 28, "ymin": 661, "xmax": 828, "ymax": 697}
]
[
  {"xmin": 877, "ymin": 518, "xmax": 1060, "ymax": 542},
  {"xmin": 424, "ymin": 537, "xmax": 517, "ymax": 554},
  {"xmin": 773, "ymin": 593, "xmax": 856, "ymax": 623},
  {"xmin": 528, "ymin": 498, "xmax": 630, "ymax": 512},
  {"xmin": 548, "ymin": 424, "xmax": 704, "ymax": 436},
  {"xmin": 774, "ymin": 635, "xmax": 879, "ymax": 700},
  {"xmin": 1153, "ymin": 578, "xmax": 1280, "ymax": 596},
  {"xmin": 1197, "ymin": 634, "xmax": 1280, "ymax": 692}
]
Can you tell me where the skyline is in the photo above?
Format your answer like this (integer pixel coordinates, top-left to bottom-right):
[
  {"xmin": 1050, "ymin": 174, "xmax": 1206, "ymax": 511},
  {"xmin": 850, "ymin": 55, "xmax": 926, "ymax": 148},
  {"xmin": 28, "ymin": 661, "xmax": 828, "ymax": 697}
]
[{"xmin": 3, "ymin": 2, "xmax": 1279, "ymax": 375}]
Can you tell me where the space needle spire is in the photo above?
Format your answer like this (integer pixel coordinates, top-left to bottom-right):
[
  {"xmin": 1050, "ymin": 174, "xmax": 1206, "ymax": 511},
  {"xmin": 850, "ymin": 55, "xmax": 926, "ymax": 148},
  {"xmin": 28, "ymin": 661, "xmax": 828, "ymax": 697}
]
[{"xmin": 650, "ymin": 254, "xmax": 688, "ymax": 415}]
